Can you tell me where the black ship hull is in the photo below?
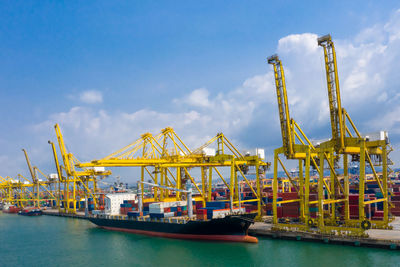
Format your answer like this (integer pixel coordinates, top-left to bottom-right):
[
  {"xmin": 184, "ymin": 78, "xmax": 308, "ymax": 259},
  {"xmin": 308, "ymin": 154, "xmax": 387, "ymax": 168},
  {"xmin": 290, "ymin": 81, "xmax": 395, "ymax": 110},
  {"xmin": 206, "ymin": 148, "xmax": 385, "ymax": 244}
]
[{"xmin": 88, "ymin": 213, "xmax": 258, "ymax": 243}]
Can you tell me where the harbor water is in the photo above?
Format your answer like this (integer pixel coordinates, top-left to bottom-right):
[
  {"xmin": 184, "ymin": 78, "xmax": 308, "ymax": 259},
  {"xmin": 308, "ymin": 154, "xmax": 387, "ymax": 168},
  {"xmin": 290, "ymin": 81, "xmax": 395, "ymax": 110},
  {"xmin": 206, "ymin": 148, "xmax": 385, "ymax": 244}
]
[{"xmin": 0, "ymin": 213, "xmax": 399, "ymax": 267}]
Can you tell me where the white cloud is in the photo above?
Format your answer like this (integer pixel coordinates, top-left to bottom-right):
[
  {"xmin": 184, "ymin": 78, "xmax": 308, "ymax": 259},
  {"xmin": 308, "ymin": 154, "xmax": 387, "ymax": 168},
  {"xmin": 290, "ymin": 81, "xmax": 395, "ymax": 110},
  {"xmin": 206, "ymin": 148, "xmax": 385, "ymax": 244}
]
[
  {"xmin": 278, "ymin": 33, "xmax": 319, "ymax": 55},
  {"xmin": 79, "ymin": 90, "xmax": 103, "ymax": 104},
  {"xmin": 377, "ymin": 92, "xmax": 388, "ymax": 102},
  {"xmin": 185, "ymin": 88, "xmax": 211, "ymax": 108},
  {"xmin": 5, "ymin": 10, "xmax": 400, "ymax": 177}
]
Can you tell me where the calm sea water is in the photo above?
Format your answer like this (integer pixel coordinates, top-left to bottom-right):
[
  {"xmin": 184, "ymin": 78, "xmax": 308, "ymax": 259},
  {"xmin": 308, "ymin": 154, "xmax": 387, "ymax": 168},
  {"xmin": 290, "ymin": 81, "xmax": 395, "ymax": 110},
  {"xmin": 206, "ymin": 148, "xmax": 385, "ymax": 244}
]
[{"xmin": 0, "ymin": 213, "xmax": 399, "ymax": 267}]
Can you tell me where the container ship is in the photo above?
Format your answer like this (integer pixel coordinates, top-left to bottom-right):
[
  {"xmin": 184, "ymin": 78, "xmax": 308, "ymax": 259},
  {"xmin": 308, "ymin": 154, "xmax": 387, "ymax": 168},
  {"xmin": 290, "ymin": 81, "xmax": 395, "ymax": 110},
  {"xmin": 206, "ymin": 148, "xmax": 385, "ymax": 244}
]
[
  {"xmin": 18, "ymin": 207, "xmax": 43, "ymax": 216},
  {"xmin": 88, "ymin": 212, "xmax": 257, "ymax": 243},
  {"xmin": 88, "ymin": 188, "xmax": 258, "ymax": 243},
  {"xmin": 2, "ymin": 204, "xmax": 21, "ymax": 214}
]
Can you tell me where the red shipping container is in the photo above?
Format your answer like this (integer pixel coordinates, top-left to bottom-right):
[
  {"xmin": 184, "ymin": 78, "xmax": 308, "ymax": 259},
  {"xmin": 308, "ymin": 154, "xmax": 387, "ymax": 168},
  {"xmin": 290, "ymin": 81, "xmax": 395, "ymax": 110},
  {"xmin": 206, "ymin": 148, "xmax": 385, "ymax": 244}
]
[
  {"xmin": 391, "ymin": 201, "xmax": 400, "ymax": 208},
  {"xmin": 282, "ymin": 206, "xmax": 299, "ymax": 218},
  {"xmin": 279, "ymin": 192, "xmax": 299, "ymax": 199},
  {"xmin": 195, "ymin": 202, "xmax": 203, "ymax": 209},
  {"xmin": 276, "ymin": 206, "xmax": 283, "ymax": 218},
  {"xmin": 349, "ymin": 205, "xmax": 359, "ymax": 215},
  {"xmin": 243, "ymin": 204, "xmax": 257, "ymax": 213},
  {"xmin": 282, "ymin": 202, "xmax": 300, "ymax": 208},
  {"xmin": 349, "ymin": 194, "xmax": 359, "ymax": 205},
  {"xmin": 374, "ymin": 210, "xmax": 384, "ymax": 217},
  {"xmin": 197, "ymin": 209, "xmax": 207, "ymax": 215}
]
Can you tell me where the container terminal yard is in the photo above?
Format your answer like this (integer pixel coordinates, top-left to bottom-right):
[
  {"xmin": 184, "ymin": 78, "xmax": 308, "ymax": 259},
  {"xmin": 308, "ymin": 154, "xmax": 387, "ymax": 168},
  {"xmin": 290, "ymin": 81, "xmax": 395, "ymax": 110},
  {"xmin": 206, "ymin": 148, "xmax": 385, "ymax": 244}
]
[{"xmin": 1, "ymin": 34, "xmax": 400, "ymax": 252}]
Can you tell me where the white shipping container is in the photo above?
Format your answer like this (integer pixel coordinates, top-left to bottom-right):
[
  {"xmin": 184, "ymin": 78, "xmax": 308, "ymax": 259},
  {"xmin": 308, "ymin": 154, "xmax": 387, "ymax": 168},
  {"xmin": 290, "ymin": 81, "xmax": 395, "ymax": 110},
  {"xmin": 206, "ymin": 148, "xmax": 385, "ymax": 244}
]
[
  {"xmin": 149, "ymin": 203, "xmax": 163, "ymax": 209},
  {"xmin": 49, "ymin": 173, "xmax": 58, "ymax": 179},
  {"xmin": 150, "ymin": 201, "xmax": 187, "ymax": 210},
  {"xmin": 234, "ymin": 207, "xmax": 246, "ymax": 213},
  {"xmin": 91, "ymin": 210, "xmax": 102, "ymax": 215},
  {"xmin": 149, "ymin": 202, "xmax": 170, "ymax": 209},
  {"xmin": 176, "ymin": 201, "xmax": 187, "ymax": 206},
  {"xmin": 255, "ymin": 148, "xmax": 265, "ymax": 160},
  {"xmin": 363, "ymin": 131, "xmax": 388, "ymax": 142},
  {"xmin": 164, "ymin": 212, "xmax": 175, "ymax": 218},
  {"xmin": 212, "ymin": 209, "xmax": 230, "ymax": 219},
  {"xmin": 202, "ymin": 147, "xmax": 216, "ymax": 156},
  {"xmin": 149, "ymin": 208, "xmax": 164, "ymax": 214},
  {"xmin": 94, "ymin": 167, "xmax": 106, "ymax": 172},
  {"xmin": 212, "ymin": 207, "xmax": 246, "ymax": 218},
  {"xmin": 104, "ymin": 193, "xmax": 137, "ymax": 215}
]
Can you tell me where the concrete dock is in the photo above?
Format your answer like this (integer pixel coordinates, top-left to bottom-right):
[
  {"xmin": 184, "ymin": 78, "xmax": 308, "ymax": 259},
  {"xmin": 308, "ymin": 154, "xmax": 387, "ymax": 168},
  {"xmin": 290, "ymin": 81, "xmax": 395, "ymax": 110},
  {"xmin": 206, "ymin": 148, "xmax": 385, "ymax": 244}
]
[
  {"xmin": 43, "ymin": 209, "xmax": 87, "ymax": 219},
  {"xmin": 249, "ymin": 218, "xmax": 400, "ymax": 250}
]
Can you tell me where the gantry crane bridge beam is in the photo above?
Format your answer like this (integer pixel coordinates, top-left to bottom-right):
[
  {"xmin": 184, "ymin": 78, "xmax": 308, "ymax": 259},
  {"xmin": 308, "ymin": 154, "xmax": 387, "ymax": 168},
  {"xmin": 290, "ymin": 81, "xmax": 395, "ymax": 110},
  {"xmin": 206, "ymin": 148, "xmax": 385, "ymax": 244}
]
[
  {"xmin": 78, "ymin": 129, "xmax": 269, "ymax": 217},
  {"xmin": 0, "ymin": 175, "xmax": 38, "ymax": 206},
  {"xmin": 0, "ymin": 172, "xmax": 57, "ymax": 208}
]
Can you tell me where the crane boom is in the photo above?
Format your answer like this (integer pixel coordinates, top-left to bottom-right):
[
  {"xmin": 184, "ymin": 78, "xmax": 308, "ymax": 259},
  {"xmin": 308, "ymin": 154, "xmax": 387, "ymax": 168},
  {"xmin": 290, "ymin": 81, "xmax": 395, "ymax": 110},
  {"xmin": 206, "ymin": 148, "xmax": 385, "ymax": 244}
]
[
  {"xmin": 48, "ymin": 141, "xmax": 63, "ymax": 182},
  {"xmin": 317, "ymin": 34, "xmax": 345, "ymax": 151},
  {"xmin": 22, "ymin": 149, "xmax": 37, "ymax": 183},
  {"xmin": 268, "ymin": 54, "xmax": 293, "ymax": 157},
  {"xmin": 54, "ymin": 123, "xmax": 73, "ymax": 176}
]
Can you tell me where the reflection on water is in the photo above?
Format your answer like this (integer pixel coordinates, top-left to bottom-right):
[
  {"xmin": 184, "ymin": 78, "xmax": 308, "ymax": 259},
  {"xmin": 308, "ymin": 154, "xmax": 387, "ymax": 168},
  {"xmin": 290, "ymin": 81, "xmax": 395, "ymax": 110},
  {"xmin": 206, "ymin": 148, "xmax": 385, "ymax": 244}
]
[{"xmin": 0, "ymin": 213, "xmax": 399, "ymax": 267}]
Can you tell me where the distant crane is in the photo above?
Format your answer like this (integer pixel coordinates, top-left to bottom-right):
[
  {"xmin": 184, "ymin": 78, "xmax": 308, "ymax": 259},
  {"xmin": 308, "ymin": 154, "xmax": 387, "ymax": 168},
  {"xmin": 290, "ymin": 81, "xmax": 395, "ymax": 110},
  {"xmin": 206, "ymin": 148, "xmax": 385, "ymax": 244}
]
[{"xmin": 22, "ymin": 149, "xmax": 57, "ymax": 208}]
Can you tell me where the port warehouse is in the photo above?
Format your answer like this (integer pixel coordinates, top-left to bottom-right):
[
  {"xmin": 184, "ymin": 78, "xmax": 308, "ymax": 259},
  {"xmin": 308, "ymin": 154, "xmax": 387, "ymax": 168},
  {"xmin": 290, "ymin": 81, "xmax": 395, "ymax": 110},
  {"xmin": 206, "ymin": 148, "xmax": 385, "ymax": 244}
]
[{"xmin": 0, "ymin": 34, "xmax": 398, "ymax": 240}]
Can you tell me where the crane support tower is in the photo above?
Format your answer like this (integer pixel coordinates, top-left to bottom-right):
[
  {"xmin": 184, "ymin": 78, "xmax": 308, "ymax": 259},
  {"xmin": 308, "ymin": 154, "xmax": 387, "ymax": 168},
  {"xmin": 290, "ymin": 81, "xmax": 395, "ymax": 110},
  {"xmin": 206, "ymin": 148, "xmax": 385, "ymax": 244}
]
[
  {"xmin": 317, "ymin": 34, "xmax": 393, "ymax": 232},
  {"xmin": 268, "ymin": 54, "xmax": 325, "ymax": 232}
]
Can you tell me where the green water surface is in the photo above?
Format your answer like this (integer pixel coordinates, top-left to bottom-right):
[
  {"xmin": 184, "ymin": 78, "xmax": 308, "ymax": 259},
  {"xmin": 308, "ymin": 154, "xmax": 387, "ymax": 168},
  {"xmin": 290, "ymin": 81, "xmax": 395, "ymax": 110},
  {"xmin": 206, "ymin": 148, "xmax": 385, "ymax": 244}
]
[{"xmin": 0, "ymin": 213, "xmax": 399, "ymax": 267}]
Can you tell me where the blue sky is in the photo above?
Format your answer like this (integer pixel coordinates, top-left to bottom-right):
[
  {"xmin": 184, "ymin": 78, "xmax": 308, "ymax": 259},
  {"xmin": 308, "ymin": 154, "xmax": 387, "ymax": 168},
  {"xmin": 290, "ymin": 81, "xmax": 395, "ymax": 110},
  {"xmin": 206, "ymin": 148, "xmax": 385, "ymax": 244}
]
[{"xmin": 1, "ymin": 1, "xmax": 400, "ymax": 181}]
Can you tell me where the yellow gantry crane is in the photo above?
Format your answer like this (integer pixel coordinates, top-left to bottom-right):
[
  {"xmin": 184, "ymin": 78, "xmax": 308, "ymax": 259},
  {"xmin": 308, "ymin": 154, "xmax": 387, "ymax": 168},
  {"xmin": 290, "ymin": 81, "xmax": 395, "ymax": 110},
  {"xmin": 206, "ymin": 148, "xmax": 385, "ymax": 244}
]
[
  {"xmin": 22, "ymin": 149, "xmax": 40, "ymax": 207},
  {"xmin": 49, "ymin": 123, "xmax": 111, "ymax": 214},
  {"xmin": 317, "ymin": 34, "xmax": 392, "ymax": 232},
  {"xmin": 22, "ymin": 149, "xmax": 58, "ymax": 208},
  {"xmin": 268, "ymin": 54, "xmax": 322, "ymax": 230},
  {"xmin": 0, "ymin": 175, "xmax": 36, "ymax": 206},
  {"xmin": 268, "ymin": 52, "xmax": 367, "ymax": 236},
  {"xmin": 78, "ymin": 127, "xmax": 269, "ymax": 217},
  {"xmin": 48, "ymin": 140, "xmax": 63, "ymax": 212}
]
